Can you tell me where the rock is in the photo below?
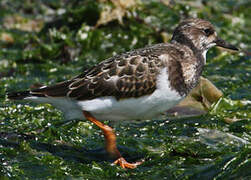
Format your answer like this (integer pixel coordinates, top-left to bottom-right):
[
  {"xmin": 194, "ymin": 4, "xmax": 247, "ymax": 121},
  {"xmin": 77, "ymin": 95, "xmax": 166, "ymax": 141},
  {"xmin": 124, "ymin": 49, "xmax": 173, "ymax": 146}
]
[{"xmin": 167, "ymin": 77, "xmax": 223, "ymax": 117}]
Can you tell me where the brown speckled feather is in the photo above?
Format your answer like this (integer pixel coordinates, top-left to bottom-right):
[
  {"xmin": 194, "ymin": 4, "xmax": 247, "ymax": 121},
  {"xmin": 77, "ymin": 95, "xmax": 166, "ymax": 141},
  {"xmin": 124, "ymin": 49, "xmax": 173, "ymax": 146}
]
[{"xmin": 31, "ymin": 43, "xmax": 187, "ymax": 100}]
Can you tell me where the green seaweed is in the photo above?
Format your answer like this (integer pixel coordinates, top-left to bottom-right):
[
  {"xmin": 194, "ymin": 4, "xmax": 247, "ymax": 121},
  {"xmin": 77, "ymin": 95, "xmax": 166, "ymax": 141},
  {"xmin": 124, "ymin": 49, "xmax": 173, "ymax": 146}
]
[{"xmin": 0, "ymin": 0, "xmax": 250, "ymax": 179}]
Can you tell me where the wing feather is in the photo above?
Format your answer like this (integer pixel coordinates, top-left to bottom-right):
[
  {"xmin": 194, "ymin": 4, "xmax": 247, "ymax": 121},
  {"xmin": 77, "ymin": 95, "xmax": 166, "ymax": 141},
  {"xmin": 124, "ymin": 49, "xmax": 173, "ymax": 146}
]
[{"xmin": 29, "ymin": 44, "xmax": 174, "ymax": 100}]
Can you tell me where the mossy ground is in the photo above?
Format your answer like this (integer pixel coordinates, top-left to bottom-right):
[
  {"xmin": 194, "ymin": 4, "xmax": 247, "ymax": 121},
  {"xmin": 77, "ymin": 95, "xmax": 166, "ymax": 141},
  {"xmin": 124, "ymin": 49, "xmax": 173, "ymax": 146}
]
[{"xmin": 0, "ymin": 0, "xmax": 250, "ymax": 179}]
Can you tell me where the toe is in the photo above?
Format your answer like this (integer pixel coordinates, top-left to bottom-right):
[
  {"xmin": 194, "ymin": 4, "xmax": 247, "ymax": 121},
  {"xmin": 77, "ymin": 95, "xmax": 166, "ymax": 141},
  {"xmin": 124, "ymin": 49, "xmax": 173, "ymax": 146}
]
[{"xmin": 113, "ymin": 157, "xmax": 143, "ymax": 169}]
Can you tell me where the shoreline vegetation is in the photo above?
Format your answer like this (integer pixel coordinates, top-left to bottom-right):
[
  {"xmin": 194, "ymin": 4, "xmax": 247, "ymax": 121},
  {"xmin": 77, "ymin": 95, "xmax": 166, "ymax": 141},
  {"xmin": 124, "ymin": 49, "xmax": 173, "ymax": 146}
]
[{"xmin": 0, "ymin": 0, "xmax": 250, "ymax": 179}]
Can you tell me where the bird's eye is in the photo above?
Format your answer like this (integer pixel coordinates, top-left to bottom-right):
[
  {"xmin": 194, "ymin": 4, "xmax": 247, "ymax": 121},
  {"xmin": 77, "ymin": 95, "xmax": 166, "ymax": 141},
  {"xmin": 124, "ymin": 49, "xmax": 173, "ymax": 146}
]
[{"xmin": 203, "ymin": 28, "xmax": 213, "ymax": 36}]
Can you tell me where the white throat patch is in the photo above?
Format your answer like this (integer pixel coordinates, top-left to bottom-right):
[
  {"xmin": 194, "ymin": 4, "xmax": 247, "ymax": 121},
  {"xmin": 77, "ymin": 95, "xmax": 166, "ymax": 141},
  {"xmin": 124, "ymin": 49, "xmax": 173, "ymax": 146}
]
[{"xmin": 202, "ymin": 50, "xmax": 208, "ymax": 64}]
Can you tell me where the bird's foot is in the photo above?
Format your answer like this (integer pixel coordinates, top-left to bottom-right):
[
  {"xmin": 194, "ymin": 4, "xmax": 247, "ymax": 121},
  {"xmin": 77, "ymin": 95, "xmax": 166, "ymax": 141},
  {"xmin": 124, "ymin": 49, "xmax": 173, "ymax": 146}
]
[{"xmin": 112, "ymin": 157, "xmax": 143, "ymax": 169}]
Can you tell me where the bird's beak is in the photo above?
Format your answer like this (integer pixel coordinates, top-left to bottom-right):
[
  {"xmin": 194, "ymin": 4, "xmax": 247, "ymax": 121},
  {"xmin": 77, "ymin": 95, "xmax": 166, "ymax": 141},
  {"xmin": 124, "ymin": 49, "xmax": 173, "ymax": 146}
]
[{"xmin": 215, "ymin": 37, "xmax": 238, "ymax": 51}]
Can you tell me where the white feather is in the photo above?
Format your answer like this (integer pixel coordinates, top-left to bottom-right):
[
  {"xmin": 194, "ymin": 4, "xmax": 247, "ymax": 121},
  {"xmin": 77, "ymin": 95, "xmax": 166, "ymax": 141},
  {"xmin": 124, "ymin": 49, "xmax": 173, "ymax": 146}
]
[
  {"xmin": 202, "ymin": 50, "xmax": 208, "ymax": 64},
  {"xmin": 203, "ymin": 42, "xmax": 216, "ymax": 64}
]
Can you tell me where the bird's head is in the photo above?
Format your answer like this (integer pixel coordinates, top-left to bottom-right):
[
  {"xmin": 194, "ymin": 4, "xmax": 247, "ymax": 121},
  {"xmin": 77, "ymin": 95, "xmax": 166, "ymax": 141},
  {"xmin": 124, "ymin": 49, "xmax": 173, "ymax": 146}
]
[{"xmin": 171, "ymin": 18, "xmax": 238, "ymax": 55}]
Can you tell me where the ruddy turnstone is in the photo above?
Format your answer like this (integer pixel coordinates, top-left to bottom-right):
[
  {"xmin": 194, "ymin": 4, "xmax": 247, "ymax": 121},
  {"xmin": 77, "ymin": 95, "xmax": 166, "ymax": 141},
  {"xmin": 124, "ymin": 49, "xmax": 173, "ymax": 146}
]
[{"xmin": 7, "ymin": 18, "xmax": 238, "ymax": 169}]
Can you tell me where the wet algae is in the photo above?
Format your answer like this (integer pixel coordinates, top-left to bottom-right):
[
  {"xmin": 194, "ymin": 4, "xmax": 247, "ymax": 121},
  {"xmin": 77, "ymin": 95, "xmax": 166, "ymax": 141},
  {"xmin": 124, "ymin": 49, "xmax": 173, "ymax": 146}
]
[{"xmin": 0, "ymin": 0, "xmax": 250, "ymax": 179}]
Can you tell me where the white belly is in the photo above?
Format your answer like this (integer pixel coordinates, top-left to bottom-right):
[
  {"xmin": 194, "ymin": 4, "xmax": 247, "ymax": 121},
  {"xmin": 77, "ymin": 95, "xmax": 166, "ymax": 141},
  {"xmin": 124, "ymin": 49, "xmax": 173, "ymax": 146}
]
[{"xmin": 77, "ymin": 90, "xmax": 183, "ymax": 121}]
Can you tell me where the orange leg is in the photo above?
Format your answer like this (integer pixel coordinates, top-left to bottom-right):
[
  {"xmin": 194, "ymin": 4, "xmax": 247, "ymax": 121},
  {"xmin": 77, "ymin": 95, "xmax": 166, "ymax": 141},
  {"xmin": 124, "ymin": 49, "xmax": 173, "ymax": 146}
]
[{"xmin": 83, "ymin": 111, "xmax": 142, "ymax": 169}]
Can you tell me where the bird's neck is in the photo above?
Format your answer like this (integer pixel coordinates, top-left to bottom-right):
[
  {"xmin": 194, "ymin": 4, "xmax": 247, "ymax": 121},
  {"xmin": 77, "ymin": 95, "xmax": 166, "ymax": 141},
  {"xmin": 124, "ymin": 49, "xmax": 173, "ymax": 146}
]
[
  {"xmin": 170, "ymin": 40, "xmax": 205, "ymax": 94},
  {"xmin": 171, "ymin": 33, "xmax": 205, "ymax": 64}
]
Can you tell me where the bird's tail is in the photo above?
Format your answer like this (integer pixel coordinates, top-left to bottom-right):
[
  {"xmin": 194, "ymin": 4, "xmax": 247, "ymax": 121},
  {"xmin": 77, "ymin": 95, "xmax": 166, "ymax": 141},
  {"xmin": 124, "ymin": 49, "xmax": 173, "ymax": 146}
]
[{"xmin": 7, "ymin": 91, "xmax": 32, "ymax": 100}]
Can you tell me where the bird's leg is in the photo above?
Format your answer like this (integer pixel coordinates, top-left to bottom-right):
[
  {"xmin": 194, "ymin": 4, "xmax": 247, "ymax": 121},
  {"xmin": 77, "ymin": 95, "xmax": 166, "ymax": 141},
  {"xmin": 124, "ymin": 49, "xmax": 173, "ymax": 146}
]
[
  {"xmin": 82, "ymin": 111, "xmax": 142, "ymax": 169},
  {"xmin": 82, "ymin": 111, "xmax": 120, "ymax": 159}
]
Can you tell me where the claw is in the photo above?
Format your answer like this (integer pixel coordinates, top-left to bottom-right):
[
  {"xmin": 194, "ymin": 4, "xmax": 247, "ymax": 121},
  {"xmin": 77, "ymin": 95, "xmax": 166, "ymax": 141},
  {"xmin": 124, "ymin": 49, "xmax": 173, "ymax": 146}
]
[{"xmin": 113, "ymin": 157, "xmax": 143, "ymax": 169}]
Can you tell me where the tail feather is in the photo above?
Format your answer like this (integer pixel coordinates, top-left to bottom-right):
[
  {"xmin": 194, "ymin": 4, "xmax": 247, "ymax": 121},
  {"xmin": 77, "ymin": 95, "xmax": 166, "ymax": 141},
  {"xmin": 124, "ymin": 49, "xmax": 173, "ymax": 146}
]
[
  {"xmin": 7, "ymin": 80, "xmax": 73, "ymax": 100},
  {"xmin": 7, "ymin": 91, "xmax": 32, "ymax": 100}
]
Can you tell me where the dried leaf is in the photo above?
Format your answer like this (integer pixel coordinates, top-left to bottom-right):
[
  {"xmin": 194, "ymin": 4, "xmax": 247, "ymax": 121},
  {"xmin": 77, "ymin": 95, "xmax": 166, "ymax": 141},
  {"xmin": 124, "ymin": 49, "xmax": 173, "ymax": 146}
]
[
  {"xmin": 3, "ymin": 15, "xmax": 44, "ymax": 32},
  {"xmin": 96, "ymin": 0, "xmax": 140, "ymax": 27},
  {"xmin": 0, "ymin": 32, "xmax": 14, "ymax": 44}
]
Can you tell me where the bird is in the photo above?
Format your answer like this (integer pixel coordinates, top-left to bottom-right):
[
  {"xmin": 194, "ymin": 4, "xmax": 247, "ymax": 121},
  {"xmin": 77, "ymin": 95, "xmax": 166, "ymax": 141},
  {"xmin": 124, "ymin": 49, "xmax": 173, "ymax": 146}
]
[{"xmin": 7, "ymin": 18, "xmax": 238, "ymax": 169}]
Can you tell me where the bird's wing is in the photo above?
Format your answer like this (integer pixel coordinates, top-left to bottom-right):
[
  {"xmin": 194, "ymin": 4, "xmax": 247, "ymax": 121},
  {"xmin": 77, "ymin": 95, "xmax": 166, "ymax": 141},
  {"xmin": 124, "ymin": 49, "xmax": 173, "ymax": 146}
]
[{"xmin": 31, "ymin": 45, "xmax": 170, "ymax": 100}]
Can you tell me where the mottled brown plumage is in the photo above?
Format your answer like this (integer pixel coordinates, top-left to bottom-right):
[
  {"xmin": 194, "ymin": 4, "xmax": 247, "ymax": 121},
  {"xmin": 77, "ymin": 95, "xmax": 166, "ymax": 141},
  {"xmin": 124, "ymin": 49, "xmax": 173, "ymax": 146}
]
[{"xmin": 31, "ymin": 43, "xmax": 184, "ymax": 100}]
